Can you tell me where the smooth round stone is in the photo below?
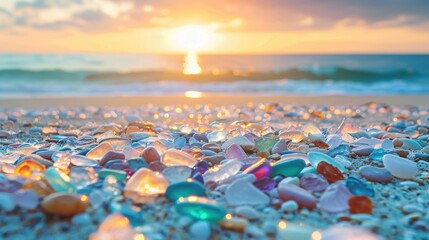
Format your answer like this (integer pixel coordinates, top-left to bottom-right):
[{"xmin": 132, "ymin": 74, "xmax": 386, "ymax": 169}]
[
  {"xmin": 400, "ymin": 139, "xmax": 423, "ymax": 150},
  {"xmin": 319, "ymin": 182, "xmax": 352, "ymax": 213},
  {"xmin": 162, "ymin": 166, "xmax": 192, "ymax": 183},
  {"xmin": 100, "ymin": 151, "xmax": 125, "ymax": 166},
  {"xmin": 277, "ymin": 221, "xmax": 316, "ymax": 240},
  {"xmin": 13, "ymin": 189, "xmax": 39, "ymax": 210},
  {"xmin": 253, "ymin": 177, "xmax": 277, "ymax": 193},
  {"xmin": 70, "ymin": 155, "xmax": 99, "ymax": 167},
  {"xmin": 225, "ymin": 179, "xmax": 270, "ymax": 206},
  {"xmin": 41, "ymin": 193, "xmax": 89, "ymax": 216},
  {"xmin": 221, "ymin": 135, "xmax": 255, "ymax": 152},
  {"xmin": 277, "ymin": 183, "xmax": 317, "ymax": 209},
  {"xmin": 207, "ymin": 131, "xmax": 227, "ymax": 142},
  {"xmin": 0, "ymin": 192, "xmax": 15, "ymax": 211},
  {"xmin": 165, "ymin": 180, "xmax": 205, "ymax": 202},
  {"xmin": 86, "ymin": 142, "xmax": 113, "ymax": 160},
  {"xmin": 358, "ymin": 166, "xmax": 393, "ymax": 183},
  {"xmin": 45, "ymin": 167, "xmax": 77, "ymax": 193},
  {"xmin": 161, "ymin": 149, "xmax": 198, "ymax": 168},
  {"xmin": 141, "ymin": 146, "xmax": 160, "ymax": 163},
  {"xmin": 90, "ymin": 213, "xmax": 137, "ymax": 240},
  {"xmin": 98, "ymin": 169, "xmax": 127, "ymax": 182},
  {"xmin": 382, "ymin": 154, "xmax": 417, "ymax": 179},
  {"xmin": 271, "ymin": 158, "xmax": 306, "ymax": 177},
  {"xmin": 307, "ymin": 152, "xmax": 346, "ymax": 172},
  {"xmin": 281, "ymin": 200, "xmax": 298, "ymax": 212},
  {"xmin": 369, "ymin": 148, "xmax": 386, "ymax": 161},
  {"xmin": 321, "ymin": 226, "xmax": 379, "ymax": 240},
  {"xmin": 124, "ymin": 168, "xmax": 168, "ymax": 204},
  {"xmin": 299, "ymin": 173, "xmax": 329, "ymax": 192},
  {"xmin": 189, "ymin": 221, "xmax": 211, "ymax": 240},
  {"xmin": 345, "ymin": 177, "xmax": 375, "ymax": 197},
  {"xmin": 255, "ymin": 137, "xmax": 278, "ymax": 154},
  {"xmin": 225, "ymin": 143, "xmax": 247, "ymax": 160},
  {"xmin": 175, "ymin": 196, "xmax": 226, "ymax": 222},
  {"xmin": 235, "ymin": 206, "xmax": 260, "ymax": 220},
  {"xmin": 219, "ymin": 217, "xmax": 249, "ymax": 232},
  {"xmin": 351, "ymin": 146, "xmax": 374, "ymax": 156}
]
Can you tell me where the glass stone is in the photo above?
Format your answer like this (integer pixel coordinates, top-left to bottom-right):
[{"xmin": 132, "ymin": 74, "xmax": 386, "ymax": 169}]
[
  {"xmin": 316, "ymin": 161, "xmax": 344, "ymax": 183},
  {"xmin": 175, "ymin": 196, "xmax": 226, "ymax": 222},
  {"xmin": 161, "ymin": 149, "xmax": 198, "ymax": 168},
  {"xmin": 243, "ymin": 159, "xmax": 272, "ymax": 179},
  {"xmin": 253, "ymin": 177, "xmax": 277, "ymax": 193},
  {"xmin": 308, "ymin": 151, "xmax": 346, "ymax": 172},
  {"xmin": 99, "ymin": 169, "xmax": 127, "ymax": 182},
  {"xmin": 165, "ymin": 179, "xmax": 205, "ymax": 202},
  {"xmin": 44, "ymin": 167, "xmax": 77, "ymax": 193},
  {"xmin": 345, "ymin": 177, "xmax": 374, "ymax": 197},
  {"xmin": 348, "ymin": 195, "xmax": 373, "ymax": 214},
  {"xmin": 271, "ymin": 158, "xmax": 306, "ymax": 177},
  {"xmin": 14, "ymin": 159, "xmax": 46, "ymax": 178}
]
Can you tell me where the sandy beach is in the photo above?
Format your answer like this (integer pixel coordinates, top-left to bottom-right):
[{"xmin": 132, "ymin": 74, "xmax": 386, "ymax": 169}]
[{"xmin": 1, "ymin": 94, "xmax": 428, "ymax": 108}]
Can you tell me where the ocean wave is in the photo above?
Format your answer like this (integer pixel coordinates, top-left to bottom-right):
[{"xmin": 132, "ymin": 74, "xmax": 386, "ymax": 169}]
[{"xmin": 0, "ymin": 66, "xmax": 421, "ymax": 83}]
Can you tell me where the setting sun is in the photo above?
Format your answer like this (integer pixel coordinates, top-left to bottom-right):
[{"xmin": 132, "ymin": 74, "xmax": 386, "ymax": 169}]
[{"xmin": 171, "ymin": 25, "xmax": 214, "ymax": 52}]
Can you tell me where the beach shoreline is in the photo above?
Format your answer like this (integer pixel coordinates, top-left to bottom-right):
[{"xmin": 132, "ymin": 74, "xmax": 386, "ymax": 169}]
[{"xmin": 0, "ymin": 94, "xmax": 428, "ymax": 108}]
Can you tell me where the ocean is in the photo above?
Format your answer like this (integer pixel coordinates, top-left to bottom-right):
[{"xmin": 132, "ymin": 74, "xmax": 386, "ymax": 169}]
[{"xmin": 0, "ymin": 54, "xmax": 428, "ymax": 97}]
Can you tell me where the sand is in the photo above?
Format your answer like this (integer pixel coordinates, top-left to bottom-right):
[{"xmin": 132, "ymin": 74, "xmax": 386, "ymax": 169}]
[{"xmin": 0, "ymin": 94, "xmax": 428, "ymax": 108}]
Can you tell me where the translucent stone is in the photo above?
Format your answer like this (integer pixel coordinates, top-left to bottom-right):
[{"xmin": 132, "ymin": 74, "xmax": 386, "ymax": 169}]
[
  {"xmin": 14, "ymin": 159, "xmax": 46, "ymax": 178},
  {"xmin": 279, "ymin": 130, "xmax": 305, "ymax": 143},
  {"xmin": 382, "ymin": 154, "xmax": 417, "ymax": 179},
  {"xmin": 162, "ymin": 165, "xmax": 192, "ymax": 183},
  {"xmin": 319, "ymin": 182, "xmax": 352, "ymax": 213},
  {"xmin": 103, "ymin": 175, "xmax": 122, "ymax": 197},
  {"xmin": 277, "ymin": 221, "xmax": 316, "ymax": 240},
  {"xmin": 124, "ymin": 168, "xmax": 168, "ymax": 203},
  {"xmin": 345, "ymin": 177, "xmax": 374, "ymax": 197},
  {"xmin": 400, "ymin": 138, "xmax": 423, "ymax": 150},
  {"xmin": 45, "ymin": 167, "xmax": 77, "ymax": 193},
  {"xmin": 272, "ymin": 139, "xmax": 289, "ymax": 155},
  {"xmin": 321, "ymin": 226, "xmax": 379, "ymax": 240},
  {"xmin": 308, "ymin": 151, "xmax": 346, "ymax": 172},
  {"xmin": 69, "ymin": 167, "xmax": 98, "ymax": 189},
  {"xmin": 86, "ymin": 142, "xmax": 113, "ymax": 160},
  {"xmin": 326, "ymin": 134, "xmax": 343, "ymax": 149},
  {"xmin": 302, "ymin": 123, "xmax": 322, "ymax": 135},
  {"xmin": 225, "ymin": 178, "xmax": 270, "ymax": 206},
  {"xmin": 99, "ymin": 169, "xmax": 127, "ymax": 182},
  {"xmin": 14, "ymin": 146, "xmax": 38, "ymax": 156},
  {"xmin": 255, "ymin": 137, "xmax": 278, "ymax": 154},
  {"xmin": 277, "ymin": 183, "xmax": 317, "ymax": 209},
  {"xmin": 316, "ymin": 161, "xmax": 344, "ymax": 183},
  {"xmin": 70, "ymin": 155, "xmax": 99, "ymax": 167},
  {"xmin": 174, "ymin": 137, "xmax": 187, "ymax": 148},
  {"xmin": 122, "ymin": 146, "xmax": 141, "ymax": 159},
  {"xmin": 222, "ymin": 135, "xmax": 255, "ymax": 152},
  {"xmin": 41, "ymin": 192, "xmax": 89, "ymax": 216},
  {"xmin": 89, "ymin": 190, "xmax": 105, "ymax": 208},
  {"xmin": 89, "ymin": 213, "xmax": 142, "ymax": 240},
  {"xmin": 280, "ymin": 153, "xmax": 309, "ymax": 164},
  {"xmin": 161, "ymin": 149, "xmax": 198, "ymax": 168},
  {"xmin": 299, "ymin": 173, "xmax": 329, "ymax": 192},
  {"xmin": 207, "ymin": 131, "xmax": 227, "ymax": 142},
  {"xmin": 271, "ymin": 158, "xmax": 306, "ymax": 177},
  {"xmin": 253, "ymin": 177, "xmax": 277, "ymax": 193},
  {"xmin": 0, "ymin": 192, "xmax": 15, "ymax": 211},
  {"xmin": 348, "ymin": 195, "xmax": 372, "ymax": 214},
  {"xmin": 52, "ymin": 151, "xmax": 71, "ymax": 162},
  {"xmin": 225, "ymin": 143, "xmax": 247, "ymax": 160},
  {"xmin": 165, "ymin": 179, "xmax": 205, "ymax": 202},
  {"xmin": 369, "ymin": 148, "xmax": 386, "ymax": 161},
  {"xmin": 203, "ymin": 160, "xmax": 242, "ymax": 183},
  {"xmin": 141, "ymin": 146, "xmax": 160, "ymax": 163},
  {"xmin": 0, "ymin": 153, "xmax": 20, "ymax": 164},
  {"xmin": 243, "ymin": 159, "xmax": 271, "ymax": 179},
  {"xmin": 175, "ymin": 196, "xmax": 226, "ymax": 222},
  {"xmin": 336, "ymin": 118, "xmax": 360, "ymax": 143}
]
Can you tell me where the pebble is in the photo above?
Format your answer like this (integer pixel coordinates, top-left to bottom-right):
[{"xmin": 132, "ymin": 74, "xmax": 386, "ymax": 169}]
[
  {"xmin": 319, "ymin": 182, "xmax": 352, "ymax": 213},
  {"xmin": 382, "ymin": 154, "xmax": 417, "ymax": 179},
  {"xmin": 175, "ymin": 196, "xmax": 226, "ymax": 222},
  {"xmin": 41, "ymin": 193, "xmax": 89, "ymax": 216},
  {"xmin": 299, "ymin": 173, "xmax": 329, "ymax": 192},
  {"xmin": 281, "ymin": 200, "xmax": 298, "ymax": 212},
  {"xmin": 277, "ymin": 183, "xmax": 317, "ymax": 209},
  {"xmin": 358, "ymin": 166, "xmax": 393, "ymax": 183},
  {"xmin": 225, "ymin": 179, "xmax": 270, "ymax": 206},
  {"xmin": 0, "ymin": 192, "xmax": 15, "ymax": 211},
  {"xmin": 189, "ymin": 221, "xmax": 211, "ymax": 240},
  {"xmin": 219, "ymin": 217, "xmax": 249, "ymax": 232},
  {"xmin": 124, "ymin": 168, "xmax": 168, "ymax": 204},
  {"xmin": 161, "ymin": 149, "xmax": 198, "ymax": 168},
  {"xmin": 271, "ymin": 158, "xmax": 306, "ymax": 177},
  {"xmin": 235, "ymin": 206, "xmax": 260, "ymax": 220}
]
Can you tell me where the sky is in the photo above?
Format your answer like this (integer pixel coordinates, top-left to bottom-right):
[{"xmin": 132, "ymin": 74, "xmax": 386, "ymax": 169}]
[{"xmin": 1, "ymin": 0, "xmax": 429, "ymax": 54}]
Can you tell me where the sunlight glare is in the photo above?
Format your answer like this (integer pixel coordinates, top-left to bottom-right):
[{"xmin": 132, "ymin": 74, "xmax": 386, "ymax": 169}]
[
  {"xmin": 172, "ymin": 25, "xmax": 213, "ymax": 52},
  {"xmin": 183, "ymin": 53, "xmax": 202, "ymax": 74},
  {"xmin": 185, "ymin": 91, "xmax": 203, "ymax": 98}
]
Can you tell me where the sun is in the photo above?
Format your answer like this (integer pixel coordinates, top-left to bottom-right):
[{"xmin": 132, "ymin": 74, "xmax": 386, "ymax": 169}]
[{"xmin": 171, "ymin": 25, "xmax": 213, "ymax": 52}]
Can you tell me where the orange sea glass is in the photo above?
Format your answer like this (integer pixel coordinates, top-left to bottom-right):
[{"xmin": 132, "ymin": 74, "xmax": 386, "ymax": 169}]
[
  {"xmin": 316, "ymin": 161, "xmax": 344, "ymax": 183},
  {"xmin": 14, "ymin": 159, "xmax": 46, "ymax": 178},
  {"xmin": 348, "ymin": 195, "xmax": 373, "ymax": 214}
]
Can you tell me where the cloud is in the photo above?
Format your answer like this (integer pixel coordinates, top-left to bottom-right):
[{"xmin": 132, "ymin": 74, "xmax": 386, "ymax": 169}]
[{"xmin": 0, "ymin": 0, "xmax": 428, "ymax": 32}]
